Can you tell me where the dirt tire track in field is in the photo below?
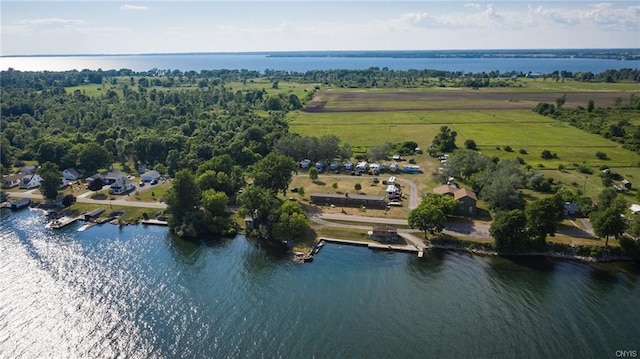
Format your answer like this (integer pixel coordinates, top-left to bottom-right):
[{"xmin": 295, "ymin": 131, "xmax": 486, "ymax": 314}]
[{"xmin": 303, "ymin": 90, "xmax": 639, "ymax": 113}]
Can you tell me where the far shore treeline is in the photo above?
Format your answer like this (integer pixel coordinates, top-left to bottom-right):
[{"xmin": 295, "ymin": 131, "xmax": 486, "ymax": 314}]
[{"xmin": 1, "ymin": 67, "xmax": 639, "ymax": 247}]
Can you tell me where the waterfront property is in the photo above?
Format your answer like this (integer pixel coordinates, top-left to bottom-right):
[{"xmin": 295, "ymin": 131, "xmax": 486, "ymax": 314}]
[
  {"xmin": 19, "ymin": 174, "xmax": 42, "ymax": 189},
  {"xmin": 310, "ymin": 193, "xmax": 387, "ymax": 209},
  {"xmin": 370, "ymin": 226, "xmax": 399, "ymax": 242},
  {"xmin": 433, "ymin": 185, "xmax": 478, "ymax": 216},
  {"xmin": 109, "ymin": 177, "xmax": 135, "ymax": 195},
  {"xmin": 84, "ymin": 208, "xmax": 105, "ymax": 221},
  {"xmin": 2, "ymin": 174, "xmax": 26, "ymax": 188}
]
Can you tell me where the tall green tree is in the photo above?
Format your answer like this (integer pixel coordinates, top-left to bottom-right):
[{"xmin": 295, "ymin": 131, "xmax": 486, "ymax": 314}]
[
  {"xmin": 490, "ymin": 209, "xmax": 528, "ymax": 252},
  {"xmin": 421, "ymin": 194, "xmax": 458, "ymax": 217},
  {"xmin": 38, "ymin": 162, "xmax": 61, "ymax": 202},
  {"xmin": 251, "ymin": 153, "xmax": 296, "ymax": 195},
  {"xmin": 590, "ymin": 197, "xmax": 628, "ymax": 246},
  {"xmin": 165, "ymin": 169, "xmax": 200, "ymax": 230},
  {"xmin": 408, "ymin": 203, "xmax": 446, "ymax": 239},
  {"xmin": 431, "ymin": 126, "xmax": 458, "ymax": 153},
  {"xmin": 238, "ymin": 185, "xmax": 276, "ymax": 226},
  {"xmin": 525, "ymin": 194, "xmax": 564, "ymax": 242},
  {"xmin": 77, "ymin": 142, "xmax": 112, "ymax": 174},
  {"xmin": 272, "ymin": 201, "xmax": 310, "ymax": 244},
  {"xmin": 200, "ymin": 189, "xmax": 228, "ymax": 217}
]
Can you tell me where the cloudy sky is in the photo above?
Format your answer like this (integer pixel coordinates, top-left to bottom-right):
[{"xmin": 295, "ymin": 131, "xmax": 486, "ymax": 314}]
[{"xmin": 1, "ymin": 1, "xmax": 638, "ymax": 55}]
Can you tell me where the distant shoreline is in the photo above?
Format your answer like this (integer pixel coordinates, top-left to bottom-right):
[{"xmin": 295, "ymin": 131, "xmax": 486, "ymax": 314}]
[{"xmin": 2, "ymin": 48, "xmax": 638, "ymax": 60}]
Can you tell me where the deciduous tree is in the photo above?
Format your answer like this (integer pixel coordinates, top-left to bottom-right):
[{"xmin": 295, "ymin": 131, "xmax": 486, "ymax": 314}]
[
  {"xmin": 38, "ymin": 162, "xmax": 61, "ymax": 202},
  {"xmin": 408, "ymin": 203, "xmax": 446, "ymax": 239}
]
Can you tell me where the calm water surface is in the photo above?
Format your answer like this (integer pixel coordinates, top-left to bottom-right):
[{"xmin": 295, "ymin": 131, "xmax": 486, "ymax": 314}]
[
  {"xmin": 1, "ymin": 54, "xmax": 638, "ymax": 73},
  {"xmin": 1, "ymin": 209, "xmax": 638, "ymax": 358}
]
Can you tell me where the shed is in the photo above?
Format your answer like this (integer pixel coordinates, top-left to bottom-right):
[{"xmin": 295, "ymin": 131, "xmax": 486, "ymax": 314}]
[
  {"xmin": 371, "ymin": 226, "xmax": 399, "ymax": 242},
  {"xmin": 84, "ymin": 208, "xmax": 105, "ymax": 221}
]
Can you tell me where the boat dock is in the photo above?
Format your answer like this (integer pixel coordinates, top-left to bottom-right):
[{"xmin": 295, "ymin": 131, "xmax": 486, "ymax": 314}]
[
  {"xmin": 47, "ymin": 216, "xmax": 81, "ymax": 229},
  {"xmin": 321, "ymin": 237, "xmax": 422, "ymax": 254}
]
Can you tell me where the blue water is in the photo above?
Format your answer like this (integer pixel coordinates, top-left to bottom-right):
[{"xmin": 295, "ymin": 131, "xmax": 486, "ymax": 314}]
[
  {"xmin": 1, "ymin": 53, "xmax": 638, "ymax": 73},
  {"xmin": 1, "ymin": 209, "xmax": 639, "ymax": 358}
]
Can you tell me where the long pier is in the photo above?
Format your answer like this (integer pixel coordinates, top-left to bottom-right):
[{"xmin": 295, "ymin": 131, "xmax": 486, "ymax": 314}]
[{"xmin": 320, "ymin": 237, "xmax": 424, "ymax": 257}]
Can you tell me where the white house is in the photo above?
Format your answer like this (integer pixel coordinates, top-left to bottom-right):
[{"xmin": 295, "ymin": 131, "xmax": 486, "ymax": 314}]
[
  {"xmin": 109, "ymin": 177, "xmax": 135, "ymax": 195},
  {"xmin": 141, "ymin": 170, "xmax": 161, "ymax": 182},
  {"xmin": 19, "ymin": 174, "xmax": 42, "ymax": 189},
  {"xmin": 2, "ymin": 174, "xmax": 25, "ymax": 188},
  {"xmin": 63, "ymin": 168, "xmax": 83, "ymax": 181}
]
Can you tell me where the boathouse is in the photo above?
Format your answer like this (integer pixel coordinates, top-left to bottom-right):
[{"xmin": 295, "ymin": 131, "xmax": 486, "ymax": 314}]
[
  {"xmin": 84, "ymin": 208, "xmax": 105, "ymax": 221},
  {"xmin": 370, "ymin": 226, "xmax": 399, "ymax": 242}
]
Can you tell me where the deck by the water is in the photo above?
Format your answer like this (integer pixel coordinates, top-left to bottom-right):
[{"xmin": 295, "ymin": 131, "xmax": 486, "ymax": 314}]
[{"xmin": 47, "ymin": 216, "xmax": 81, "ymax": 229}]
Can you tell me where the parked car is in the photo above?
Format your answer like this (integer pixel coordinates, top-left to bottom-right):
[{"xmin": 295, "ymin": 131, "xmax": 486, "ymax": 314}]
[
  {"xmin": 150, "ymin": 179, "xmax": 159, "ymax": 185},
  {"xmin": 139, "ymin": 181, "xmax": 145, "ymax": 187}
]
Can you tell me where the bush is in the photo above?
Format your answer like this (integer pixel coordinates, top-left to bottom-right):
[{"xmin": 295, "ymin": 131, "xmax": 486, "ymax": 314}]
[
  {"xmin": 61, "ymin": 194, "xmax": 76, "ymax": 207},
  {"xmin": 504, "ymin": 146, "xmax": 513, "ymax": 152},
  {"xmin": 519, "ymin": 149, "xmax": 528, "ymax": 155},
  {"xmin": 577, "ymin": 165, "xmax": 593, "ymax": 174},
  {"xmin": 541, "ymin": 150, "xmax": 557, "ymax": 160},
  {"xmin": 595, "ymin": 151, "xmax": 609, "ymax": 160},
  {"xmin": 354, "ymin": 183, "xmax": 362, "ymax": 191},
  {"xmin": 464, "ymin": 139, "xmax": 477, "ymax": 150}
]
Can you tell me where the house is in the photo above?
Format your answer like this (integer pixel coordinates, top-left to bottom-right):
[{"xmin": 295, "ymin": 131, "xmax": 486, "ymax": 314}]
[
  {"xmin": 20, "ymin": 165, "xmax": 36, "ymax": 174},
  {"xmin": 310, "ymin": 193, "xmax": 388, "ymax": 209},
  {"xmin": 19, "ymin": 174, "xmax": 42, "ymax": 189},
  {"xmin": 454, "ymin": 188, "xmax": 477, "ymax": 216},
  {"xmin": 109, "ymin": 177, "xmax": 135, "ymax": 195},
  {"xmin": 85, "ymin": 173, "xmax": 104, "ymax": 184},
  {"xmin": 141, "ymin": 170, "xmax": 161, "ymax": 182},
  {"xmin": 63, "ymin": 168, "xmax": 83, "ymax": 181},
  {"xmin": 102, "ymin": 169, "xmax": 125, "ymax": 185},
  {"xmin": 2, "ymin": 174, "xmax": 26, "ymax": 188},
  {"xmin": 370, "ymin": 226, "xmax": 399, "ymax": 242},
  {"xmin": 432, "ymin": 185, "xmax": 478, "ymax": 216},
  {"xmin": 432, "ymin": 185, "xmax": 458, "ymax": 196}
]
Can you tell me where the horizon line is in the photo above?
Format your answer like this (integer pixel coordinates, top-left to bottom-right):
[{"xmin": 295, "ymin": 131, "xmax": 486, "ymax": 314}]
[{"xmin": 2, "ymin": 48, "xmax": 639, "ymax": 58}]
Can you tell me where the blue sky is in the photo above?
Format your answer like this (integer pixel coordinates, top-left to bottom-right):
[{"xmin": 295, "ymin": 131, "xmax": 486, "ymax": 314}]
[{"xmin": 1, "ymin": 1, "xmax": 638, "ymax": 55}]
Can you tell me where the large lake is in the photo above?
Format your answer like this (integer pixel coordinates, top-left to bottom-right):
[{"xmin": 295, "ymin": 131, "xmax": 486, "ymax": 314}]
[
  {"xmin": 1, "ymin": 209, "xmax": 638, "ymax": 358},
  {"xmin": 1, "ymin": 53, "xmax": 639, "ymax": 73}
]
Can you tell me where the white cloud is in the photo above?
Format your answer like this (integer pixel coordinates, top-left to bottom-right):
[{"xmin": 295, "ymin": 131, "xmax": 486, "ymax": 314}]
[
  {"xmin": 464, "ymin": 3, "xmax": 482, "ymax": 10},
  {"xmin": 121, "ymin": 4, "xmax": 148, "ymax": 11},
  {"xmin": 20, "ymin": 18, "xmax": 83, "ymax": 26}
]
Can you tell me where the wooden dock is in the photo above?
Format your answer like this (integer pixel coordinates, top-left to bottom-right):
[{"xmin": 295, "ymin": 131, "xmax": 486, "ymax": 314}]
[{"xmin": 47, "ymin": 216, "xmax": 80, "ymax": 229}]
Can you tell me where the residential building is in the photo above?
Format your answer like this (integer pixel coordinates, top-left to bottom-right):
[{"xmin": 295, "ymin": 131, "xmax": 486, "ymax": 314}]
[
  {"xmin": 141, "ymin": 170, "xmax": 161, "ymax": 182},
  {"xmin": 19, "ymin": 174, "xmax": 42, "ymax": 189},
  {"xmin": 2, "ymin": 174, "xmax": 26, "ymax": 188}
]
